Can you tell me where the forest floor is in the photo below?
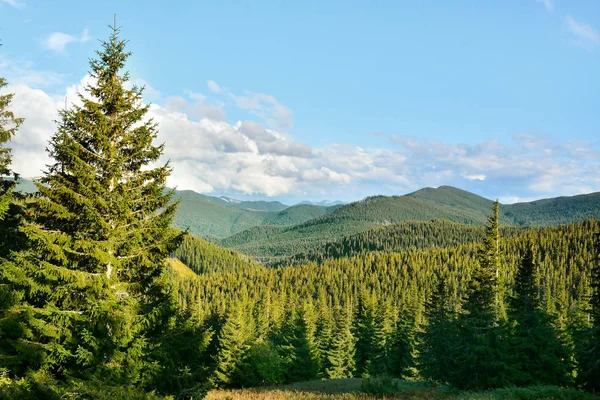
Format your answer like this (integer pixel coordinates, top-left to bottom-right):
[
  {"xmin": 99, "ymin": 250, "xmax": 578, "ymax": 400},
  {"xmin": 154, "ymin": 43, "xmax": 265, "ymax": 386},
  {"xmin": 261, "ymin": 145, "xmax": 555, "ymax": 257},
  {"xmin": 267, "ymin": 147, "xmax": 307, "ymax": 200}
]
[{"xmin": 206, "ymin": 378, "xmax": 597, "ymax": 400}]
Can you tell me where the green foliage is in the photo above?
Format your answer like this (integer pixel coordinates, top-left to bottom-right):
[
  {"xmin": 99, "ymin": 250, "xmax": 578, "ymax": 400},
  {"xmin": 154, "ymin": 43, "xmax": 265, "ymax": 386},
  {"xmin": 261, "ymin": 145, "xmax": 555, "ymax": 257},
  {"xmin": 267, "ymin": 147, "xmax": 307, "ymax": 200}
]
[
  {"xmin": 274, "ymin": 219, "xmax": 522, "ymax": 267},
  {"xmin": 418, "ymin": 280, "xmax": 458, "ymax": 384},
  {"xmin": 237, "ymin": 340, "xmax": 286, "ymax": 387},
  {"xmin": 171, "ymin": 232, "xmax": 261, "ymax": 275},
  {"xmin": 0, "ymin": 44, "xmax": 24, "ymax": 220},
  {"xmin": 505, "ymin": 245, "xmax": 571, "ymax": 387},
  {"xmin": 359, "ymin": 375, "xmax": 400, "ymax": 397},
  {"xmin": 325, "ymin": 305, "xmax": 356, "ymax": 379},
  {"xmin": 0, "ymin": 23, "xmax": 206, "ymax": 399},
  {"xmin": 212, "ymin": 302, "xmax": 255, "ymax": 387},
  {"xmin": 576, "ymin": 230, "xmax": 600, "ymax": 392},
  {"xmin": 450, "ymin": 201, "xmax": 509, "ymax": 390}
]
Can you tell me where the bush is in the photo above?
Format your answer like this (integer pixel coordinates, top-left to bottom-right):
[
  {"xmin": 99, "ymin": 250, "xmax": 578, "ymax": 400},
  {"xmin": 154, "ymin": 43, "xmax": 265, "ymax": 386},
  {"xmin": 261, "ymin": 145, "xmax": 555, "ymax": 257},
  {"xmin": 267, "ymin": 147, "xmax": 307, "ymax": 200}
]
[
  {"xmin": 236, "ymin": 340, "xmax": 286, "ymax": 387},
  {"xmin": 360, "ymin": 376, "xmax": 400, "ymax": 397}
]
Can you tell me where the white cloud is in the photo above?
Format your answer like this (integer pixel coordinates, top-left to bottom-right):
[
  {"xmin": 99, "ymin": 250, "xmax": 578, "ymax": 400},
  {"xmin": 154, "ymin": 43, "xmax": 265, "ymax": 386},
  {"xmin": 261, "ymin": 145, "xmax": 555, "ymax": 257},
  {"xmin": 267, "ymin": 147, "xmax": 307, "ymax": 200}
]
[
  {"xmin": 207, "ymin": 80, "xmax": 294, "ymax": 130},
  {"xmin": 42, "ymin": 29, "xmax": 90, "ymax": 54},
  {"xmin": 0, "ymin": 56, "xmax": 65, "ymax": 88},
  {"xmin": 535, "ymin": 0, "xmax": 553, "ymax": 12},
  {"xmin": 564, "ymin": 16, "xmax": 599, "ymax": 48},
  {"xmin": 207, "ymin": 80, "xmax": 222, "ymax": 93},
  {"xmin": 462, "ymin": 174, "xmax": 486, "ymax": 181},
  {"xmin": 1, "ymin": 0, "xmax": 25, "ymax": 9},
  {"xmin": 4, "ymin": 75, "xmax": 599, "ymax": 201}
]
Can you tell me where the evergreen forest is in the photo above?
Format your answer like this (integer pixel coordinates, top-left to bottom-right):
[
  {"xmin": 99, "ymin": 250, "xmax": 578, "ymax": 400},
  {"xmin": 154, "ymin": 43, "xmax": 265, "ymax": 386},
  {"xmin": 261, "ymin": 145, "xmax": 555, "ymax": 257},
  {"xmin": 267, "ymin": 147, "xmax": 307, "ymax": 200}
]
[{"xmin": 1, "ymin": 23, "xmax": 600, "ymax": 400}]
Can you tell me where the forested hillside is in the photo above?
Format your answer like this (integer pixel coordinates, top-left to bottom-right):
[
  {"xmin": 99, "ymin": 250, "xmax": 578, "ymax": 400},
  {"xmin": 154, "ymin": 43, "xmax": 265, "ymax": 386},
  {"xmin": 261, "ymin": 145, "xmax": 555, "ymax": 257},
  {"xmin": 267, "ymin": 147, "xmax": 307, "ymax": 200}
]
[
  {"xmin": 172, "ymin": 190, "xmax": 338, "ymax": 238},
  {"xmin": 169, "ymin": 218, "xmax": 600, "ymax": 392},
  {"xmin": 218, "ymin": 188, "xmax": 600, "ymax": 262},
  {"xmin": 171, "ymin": 231, "xmax": 261, "ymax": 274},
  {"xmin": 271, "ymin": 219, "xmax": 524, "ymax": 267}
]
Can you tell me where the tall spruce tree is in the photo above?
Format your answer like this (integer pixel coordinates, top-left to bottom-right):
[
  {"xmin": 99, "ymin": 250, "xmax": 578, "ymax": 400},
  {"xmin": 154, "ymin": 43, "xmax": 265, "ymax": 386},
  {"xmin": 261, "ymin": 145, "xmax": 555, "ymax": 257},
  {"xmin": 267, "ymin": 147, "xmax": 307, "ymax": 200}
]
[
  {"xmin": 0, "ymin": 41, "xmax": 23, "ymax": 219},
  {"xmin": 212, "ymin": 301, "xmax": 254, "ymax": 387},
  {"xmin": 326, "ymin": 304, "xmax": 356, "ymax": 379},
  {"xmin": 418, "ymin": 279, "xmax": 458, "ymax": 384},
  {"xmin": 354, "ymin": 291, "xmax": 379, "ymax": 377},
  {"xmin": 450, "ymin": 200, "xmax": 508, "ymax": 390},
  {"xmin": 0, "ymin": 22, "xmax": 183, "ymax": 391},
  {"xmin": 506, "ymin": 245, "xmax": 570, "ymax": 386},
  {"xmin": 578, "ymin": 230, "xmax": 600, "ymax": 392},
  {"xmin": 0, "ymin": 40, "xmax": 26, "ymax": 379}
]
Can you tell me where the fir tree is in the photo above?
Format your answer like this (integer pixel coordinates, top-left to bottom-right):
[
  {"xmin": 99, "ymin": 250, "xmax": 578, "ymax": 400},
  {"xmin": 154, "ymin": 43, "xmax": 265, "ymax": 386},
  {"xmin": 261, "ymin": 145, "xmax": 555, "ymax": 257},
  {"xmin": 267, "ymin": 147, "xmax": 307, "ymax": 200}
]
[
  {"xmin": 450, "ymin": 201, "xmax": 508, "ymax": 390},
  {"xmin": 1, "ymin": 22, "xmax": 183, "ymax": 391},
  {"xmin": 578, "ymin": 230, "xmax": 600, "ymax": 392},
  {"xmin": 279, "ymin": 302, "xmax": 320, "ymax": 382},
  {"xmin": 212, "ymin": 302, "xmax": 254, "ymax": 387},
  {"xmin": 389, "ymin": 309, "xmax": 415, "ymax": 378},
  {"xmin": 418, "ymin": 279, "xmax": 458, "ymax": 384},
  {"xmin": 506, "ymin": 245, "xmax": 570, "ymax": 386},
  {"xmin": 0, "ymin": 41, "xmax": 23, "ymax": 219},
  {"xmin": 0, "ymin": 40, "xmax": 26, "ymax": 377},
  {"xmin": 354, "ymin": 291, "xmax": 378, "ymax": 377},
  {"xmin": 326, "ymin": 304, "xmax": 356, "ymax": 379}
]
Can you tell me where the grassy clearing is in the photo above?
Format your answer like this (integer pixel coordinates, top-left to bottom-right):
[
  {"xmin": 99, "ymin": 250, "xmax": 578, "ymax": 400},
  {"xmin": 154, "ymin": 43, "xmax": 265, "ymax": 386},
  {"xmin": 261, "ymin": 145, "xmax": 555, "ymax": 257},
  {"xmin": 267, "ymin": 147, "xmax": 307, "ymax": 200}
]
[{"xmin": 206, "ymin": 378, "xmax": 598, "ymax": 400}]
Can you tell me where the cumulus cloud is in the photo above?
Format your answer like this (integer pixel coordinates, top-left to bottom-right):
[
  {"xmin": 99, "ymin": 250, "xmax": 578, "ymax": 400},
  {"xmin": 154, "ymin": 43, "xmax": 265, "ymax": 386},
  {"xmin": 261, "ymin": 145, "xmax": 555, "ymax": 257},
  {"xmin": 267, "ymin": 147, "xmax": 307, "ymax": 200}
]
[
  {"xmin": 164, "ymin": 90, "xmax": 227, "ymax": 121},
  {"xmin": 43, "ymin": 29, "xmax": 90, "ymax": 54},
  {"xmin": 535, "ymin": 0, "xmax": 553, "ymax": 12},
  {"xmin": 232, "ymin": 92, "xmax": 294, "ymax": 130},
  {"xmin": 4, "ymin": 75, "xmax": 599, "ymax": 202},
  {"xmin": 563, "ymin": 16, "xmax": 599, "ymax": 49}
]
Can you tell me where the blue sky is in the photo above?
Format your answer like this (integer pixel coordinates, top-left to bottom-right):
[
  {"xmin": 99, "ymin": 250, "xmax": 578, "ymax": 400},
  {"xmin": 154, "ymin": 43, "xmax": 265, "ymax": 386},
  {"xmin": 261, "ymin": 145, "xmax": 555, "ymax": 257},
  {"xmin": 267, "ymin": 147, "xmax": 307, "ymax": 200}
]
[{"xmin": 1, "ymin": 0, "xmax": 599, "ymax": 204}]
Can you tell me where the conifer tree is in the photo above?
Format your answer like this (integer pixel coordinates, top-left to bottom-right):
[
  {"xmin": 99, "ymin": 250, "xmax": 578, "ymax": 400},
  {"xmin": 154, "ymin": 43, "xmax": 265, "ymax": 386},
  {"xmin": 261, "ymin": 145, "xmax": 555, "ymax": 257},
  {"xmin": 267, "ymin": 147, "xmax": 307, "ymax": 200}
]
[
  {"xmin": 1, "ymin": 22, "xmax": 183, "ymax": 391},
  {"xmin": 0, "ymin": 43, "xmax": 26, "ymax": 377},
  {"xmin": 389, "ymin": 309, "xmax": 415, "ymax": 378},
  {"xmin": 354, "ymin": 291, "xmax": 378, "ymax": 377},
  {"xmin": 418, "ymin": 279, "xmax": 458, "ymax": 383},
  {"xmin": 372, "ymin": 299, "xmax": 396, "ymax": 376},
  {"xmin": 276, "ymin": 303, "xmax": 320, "ymax": 383},
  {"xmin": 0, "ymin": 41, "xmax": 23, "ymax": 219},
  {"xmin": 506, "ymin": 245, "xmax": 570, "ymax": 386},
  {"xmin": 212, "ymin": 302, "xmax": 254, "ymax": 387},
  {"xmin": 450, "ymin": 201, "xmax": 508, "ymax": 390},
  {"xmin": 326, "ymin": 304, "xmax": 356, "ymax": 379},
  {"xmin": 578, "ymin": 231, "xmax": 600, "ymax": 392}
]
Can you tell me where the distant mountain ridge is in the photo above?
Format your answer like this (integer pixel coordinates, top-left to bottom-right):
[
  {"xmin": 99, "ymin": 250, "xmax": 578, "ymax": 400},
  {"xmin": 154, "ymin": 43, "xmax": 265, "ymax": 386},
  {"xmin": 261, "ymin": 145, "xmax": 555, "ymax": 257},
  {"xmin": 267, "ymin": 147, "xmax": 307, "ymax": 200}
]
[
  {"xmin": 10, "ymin": 179, "xmax": 600, "ymax": 254},
  {"xmin": 218, "ymin": 186, "xmax": 600, "ymax": 262},
  {"xmin": 297, "ymin": 200, "xmax": 345, "ymax": 206}
]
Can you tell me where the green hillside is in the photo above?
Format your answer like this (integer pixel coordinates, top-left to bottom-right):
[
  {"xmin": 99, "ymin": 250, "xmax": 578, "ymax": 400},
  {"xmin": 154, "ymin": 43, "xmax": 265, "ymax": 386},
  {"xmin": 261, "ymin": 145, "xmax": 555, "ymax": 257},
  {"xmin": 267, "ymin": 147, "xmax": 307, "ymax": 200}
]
[
  {"xmin": 220, "ymin": 187, "xmax": 600, "ymax": 262},
  {"xmin": 504, "ymin": 191, "xmax": 600, "ymax": 226},
  {"xmin": 272, "ymin": 219, "xmax": 524, "ymax": 267},
  {"xmin": 172, "ymin": 190, "xmax": 336, "ymax": 238},
  {"xmin": 262, "ymin": 203, "xmax": 340, "ymax": 225},
  {"xmin": 171, "ymin": 232, "xmax": 261, "ymax": 275},
  {"xmin": 171, "ymin": 190, "xmax": 269, "ymax": 238}
]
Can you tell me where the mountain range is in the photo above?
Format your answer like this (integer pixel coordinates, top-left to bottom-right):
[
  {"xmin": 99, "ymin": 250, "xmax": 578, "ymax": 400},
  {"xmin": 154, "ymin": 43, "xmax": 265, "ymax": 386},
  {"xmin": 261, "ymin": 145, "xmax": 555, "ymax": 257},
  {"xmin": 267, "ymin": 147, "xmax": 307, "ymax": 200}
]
[{"xmin": 13, "ymin": 178, "xmax": 600, "ymax": 262}]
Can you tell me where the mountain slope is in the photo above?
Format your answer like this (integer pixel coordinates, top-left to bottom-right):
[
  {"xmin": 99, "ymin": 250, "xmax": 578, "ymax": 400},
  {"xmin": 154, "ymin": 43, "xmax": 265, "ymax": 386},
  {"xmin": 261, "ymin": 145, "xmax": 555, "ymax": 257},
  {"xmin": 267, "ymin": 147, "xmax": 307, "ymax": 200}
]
[
  {"xmin": 172, "ymin": 190, "xmax": 269, "ymax": 238},
  {"xmin": 172, "ymin": 190, "xmax": 338, "ymax": 238},
  {"xmin": 220, "ymin": 187, "xmax": 600, "ymax": 262},
  {"xmin": 503, "ymin": 191, "xmax": 600, "ymax": 226},
  {"xmin": 171, "ymin": 232, "xmax": 262, "ymax": 275}
]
